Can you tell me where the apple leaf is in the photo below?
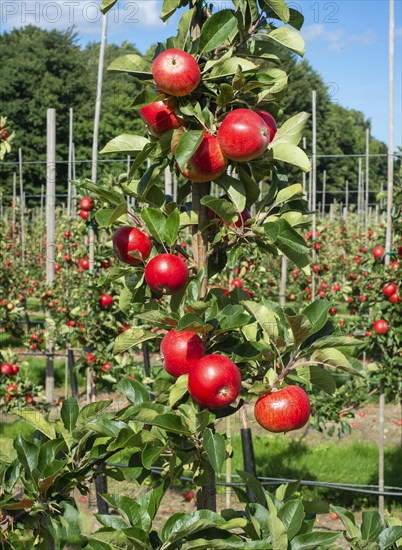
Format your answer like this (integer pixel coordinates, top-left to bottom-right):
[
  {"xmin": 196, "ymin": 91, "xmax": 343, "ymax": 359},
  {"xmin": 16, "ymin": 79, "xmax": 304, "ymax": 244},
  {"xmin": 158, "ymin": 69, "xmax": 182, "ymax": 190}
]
[
  {"xmin": 116, "ymin": 379, "xmax": 150, "ymax": 405},
  {"xmin": 199, "ymin": 10, "xmax": 239, "ymax": 53},
  {"xmin": 175, "ymin": 7, "xmax": 196, "ymax": 50},
  {"xmin": 291, "ymin": 365, "xmax": 336, "ymax": 394},
  {"xmin": 142, "ymin": 208, "xmax": 166, "ymax": 244},
  {"xmin": 95, "ymin": 208, "xmax": 114, "ymax": 227},
  {"xmin": 169, "ymin": 375, "xmax": 189, "ymax": 407},
  {"xmin": 15, "ymin": 410, "xmax": 56, "ymax": 440},
  {"xmin": 285, "ymin": 313, "xmax": 312, "ymax": 346},
  {"xmin": 275, "ymin": 184, "xmax": 304, "ymax": 205},
  {"xmin": 215, "ymin": 172, "xmax": 246, "ymax": 213},
  {"xmin": 60, "ymin": 398, "xmax": 79, "ymax": 432},
  {"xmin": 109, "ymin": 201, "xmax": 128, "ymax": 224},
  {"xmin": 163, "ymin": 208, "xmax": 180, "ymax": 247},
  {"xmin": 100, "ymin": 134, "xmax": 149, "ymax": 155},
  {"xmin": 206, "ymin": 57, "xmax": 258, "ymax": 79},
  {"xmin": 100, "ymin": 0, "xmax": 118, "ymax": 14},
  {"xmin": 271, "ymin": 142, "xmax": 310, "ymax": 172},
  {"xmin": 303, "ymin": 300, "xmax": 331, "ymax": 334},
  {"xmin": 113, "ymin": 327, "xmax": 156, "ymax": 354},
  {"xmin": 203, "ymin": 428, "xmax": 226, "ymax": 474},
  {"xmin": 160, "ymin": 0, "xmax": 182, "ymax": 22},
  {"xmin": 266, "ymin": 26, "xmax": 305, "ymax": 56},
  {"xmin": 271, "ymin": 112, "xmax": 310, "ymax": 147},
  {"xmin": 107, "ymin": 54, "xmax": 152, "ymax": 77},
  {"xmin": 291, "ymin": 532, "xmax": 341, "ymax": 549},
  {"xmin": 261, "ymin": 0, "xmax": 290, "ymax": 22},
  {"xmin": 174, "ymin": 130, "xmax": 204, "ymax": 171},
  {"xmin": 311, "ymin": 348, "xmax": 362, "ymax": 375},
  {"xmin": 200, "ymin": 196, "xmax": 237, "ymax": 225}
]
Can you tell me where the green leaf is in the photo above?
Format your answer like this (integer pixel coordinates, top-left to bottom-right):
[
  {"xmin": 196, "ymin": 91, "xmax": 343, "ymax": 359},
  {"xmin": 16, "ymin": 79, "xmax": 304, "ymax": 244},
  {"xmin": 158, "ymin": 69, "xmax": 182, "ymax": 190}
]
[
  {"xmin": 264, "ymin": 219, "xmax": 309, "ymax": 268},
  {"xmin": 311, "ymin": 348, "xmax": 361, "ymax": 375},
  {"xmin": 206, "ymin": 57, "xmax": 258, "ymax": 79},
  {"xmin": 266, "ymin": 494, "xmax": 288, "ymax": 550},
  {"xmin": 236, "ymin": 471, "xmax": 267, "ymax": 505},
  {"xmin": 113, "ymin": 328, "xmax": 155, "ymax": 354},
  {"xmin": 14, "ymin": 434, "xmax": 39, "ymax": 475},
  {"xmin": 15, "ymin": 410, "xmax": 56, "ymax": 439},
  {"xmin": 308, "ymin": 335, "xmax": 363, "ymax": 350},
  {"xmin": 266, "ymin": 26, "xmax": 305, "ymax": 56},
  {"xmin": 199, "ymin": 10, "xmax": 238, "ymax": 53},
  {"xmin": 176, "ymin": 314, "xmax": 213, "ymax": 334},
  {"xmin": 101, "ymin": 494, "xmax": 151, "ymax": 531},
  {"xmin": 60, "ymin": 398, "xmax": 79, "ymax": 431},
  {"xmin": 169, "ymin": 375, "xmax": 189, "ymax": 407},
  {"xmin": 161, "ymin": 510, "xmax": 224, "ymax": 543},
  {"xmin": 175, "ymin": 130, "xmax": 204, "ymax": 171},
  {"xmin": 164, "ymin": 208, "xmax": 180, "ymax": 246},
  {"xmin": 95, "ymin": 208, "xmax": 114, "ymax": 227},
  {"xmin": 293, "ymin": 365, "xmax": 336, "ymax": 394},
  {"xmin": 142, "ymin": 443, "xmax": 167, "ymax": 469},
  {"xmin": 78, "ymin": 400, "xmax": 113, "ymax": 422},
  {"xmin": 303, "ymin": 300, "xmax": 331, "ymax": 334},
  {"xmin": 116, "ymin": 379, "xmax": 150, "ymax": 405},
  {"xmin": 290, "ymin": 531, "xmax": 341, "ymax": 549},
  {"xmin": 216, "ymin": 304, "xmax": 251, "ymax": 333},
  {"xmin": 142, "ymin": 207, "xmax": 166, "ymax": 243},
  {"xmin": 0, "ymin": 437, "xmax": 17, "ymax": 463},
  {"xmin": 361, "ymin": 511, "xmax": 384, "ymax": 541},
  {"xmin": 216, "ymin": 83, "xmax": 235, "ymax": 107},
  {"xmin": 272, "ymin": 113, "xmax": 310, "ymax": 147},
  {"xmin": 109, "ymin": 201, "xmax": 128, "ymax": 224},
  {"xmin": 200, "ymin": 196, "xmax": 237, "ymax": 225},
  {"xmin": 74, "ymin": 179, "xmax": 124, "ymax": 205},
  {"xmin": 286, "ymin": 314, "xmax": 312, "ymax": 346},
  {"xmin": 243, "ymin": 300, "xmax": 284, "ymax": 346},
  {"xmin": 176, "ymin": 8, "xmax": 196, "ymax": 49},
  {"xmin": 271, "ymin": 143, "xmax": 310, "ymax": 172},
  {"xmin": 262, "ymin": 0, "xmax": 290, "ymax": 22},
  {"xmin": 277, "ymin": 500, "xmax": 304, "ymax": 540},
  {"xmin": 275, "ymin": 184, "xmax": 303, "ymax": 205},
  {"xmin": 100, "ymin": 0, "xmax": 118, "ymax": 14},
  {"xmin": 203, "ymin": 428, "xmax": 226, "ymax": 474},
  {"xmin": 161, "ymin": 0, "xmax": 181, "ymax": 22},
  {"xmin": 100, "ymin": 134, "xmax": 149, "ymax": 155},
  {"xmin": 378, "ymin": 526, "xmax": 402, "ymax": 549},
  {"xmin": 215, "ymin": 172, "xmax": 246, "ymax": 212},
  {"xmin": 150, "ymin": 414, "xmax": 191, "ymax": 435},
  {"xmin": 107, "ymin": 54, "xmax": 152, "ymax": 77},
  {"xmin": 329, "ymin": 505, "xmax": 361, "ymax": 540}
]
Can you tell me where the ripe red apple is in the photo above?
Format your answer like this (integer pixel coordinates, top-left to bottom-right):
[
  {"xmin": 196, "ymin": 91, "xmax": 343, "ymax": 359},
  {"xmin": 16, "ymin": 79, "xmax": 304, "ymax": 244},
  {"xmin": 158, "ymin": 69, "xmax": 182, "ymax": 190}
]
[
  {"xmin": 231, "ymin": 278, "xmax": 243, "ymax": 289},
  {"xmin": 373, "ymin": 319, "xmax": 389, "ymax": 335},
  {"xmin": 254, "ymin": 386, "xmax": 310, "ymax": 433},
  {"xmin": 1, "ymin": 362, "xmax": 13, "ymax": 376},
  {"xmin": 372, "ymin": 246, "xmax": 384, "ymax": 260},
  {"xmin": 152, "ymin": 48, "xmax": 200, "ymax": 97},
  {"xmin": 140, "ymin": 97, "xmax": 183, "ymax": 136},
  {"xmin": 112, "ymin": 226, "xmax": 152, "ymax": 264},
  {"xmin": 80, "ymin": 258, "xmax": 90, "ymax": 270},
  {"xmin": 25, "ymin": 394, "xmax": 34, "ymax": 405},
  {"xmin": 389, "ymin": 293, "xmax": 399, "ymax": 303},
  {"xmin": 6, "ymin": 384, "xmax": 17, "ymax": 395},
  {"xmin": 102, "ymin": 362, "xmax": 111, "ymax": 372},
  {"xmin": 79, "ymin": 210, "xmax": 89, "ymax": 220},
  {"xmin": 254, "ymin": 110, "xmax": 277, "ymax": 142},
  {"xmin": 145, "ymin": 253, "xmax": 189, "ymax": 295},
  {"xmin": 160, "ymin": 330, "xmax": 205, "ymax": 377},
  {"xmin": 188, "ymin": 354, "xmax": 241, "ymax": 410},
  {"xmin": 80, "ymin": 197, "xmax": 94, "ymax": 211},
  {"xmin": 64, "ymin": 231, "xmax": 71, "ymax": 239},
  {"xmin": 99, "ymin": 294, "xmax": 113, "ymax": 308},
  {"xmin": 383, "ymin": 282, "xmax": 397, "ymax": 296},
  {"xmin": 175, "ymin": 132, "xmax": 227, "ymax": 183},
  {"xmin": 217, "ymin": 109, "xmax": 270, "ymax": 162},
  {"xmin": 329, "ymin": 307, "xmax": 337, "ymax": 315}
]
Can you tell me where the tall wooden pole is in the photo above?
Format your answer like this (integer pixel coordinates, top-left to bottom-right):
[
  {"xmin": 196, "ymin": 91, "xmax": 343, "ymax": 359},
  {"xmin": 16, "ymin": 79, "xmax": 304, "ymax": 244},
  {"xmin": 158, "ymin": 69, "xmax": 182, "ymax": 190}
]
[
  {"xmin": 67, "ymin": 108, "xmax": 73, "ymax": 220},
  {"xmin": 18, "ymin": 148, "xmax": 25, "ymax": 267},
  {"xmin": 311, "ymin": 90, "xmax": 317, "ymax": 301},
  {"xmin": 379, "ymin": 0, "xmax": 395, "ymax": 517},
  {"xmin": 365, "ymin": 128, "xmax": 370, "ymax": 239},
  {"xmin": 279, "ymin": 256, "xmax": 288, "ymax": 306},
  {"xmin": 40, "ymin": 184, "xmax": 44, "ymax": 259},
  {"xmin": 12, "ymin": 172, "xmax": 16, "ymax": 228},
  {"xmin": 46, "ymin": 109, "xmax": 56, "ymax": 404},
  {"xmin": 321, "ymin": 170, "xmax": 326, "ymax": 218},
  {"xmin": 164, "ymin": 166, "xmax": 173, "ymax": 197}
]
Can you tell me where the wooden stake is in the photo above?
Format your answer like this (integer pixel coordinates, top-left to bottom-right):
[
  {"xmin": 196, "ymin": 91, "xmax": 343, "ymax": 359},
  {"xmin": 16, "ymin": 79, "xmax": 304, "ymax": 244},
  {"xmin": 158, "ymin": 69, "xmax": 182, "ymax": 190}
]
[
  {"xmin": 45, "ymin": 109, "xmax": 56, "ymax": 404},
  {"xmin": 311, "ymin": 90, "xmax": 317, "ymax": 301}
]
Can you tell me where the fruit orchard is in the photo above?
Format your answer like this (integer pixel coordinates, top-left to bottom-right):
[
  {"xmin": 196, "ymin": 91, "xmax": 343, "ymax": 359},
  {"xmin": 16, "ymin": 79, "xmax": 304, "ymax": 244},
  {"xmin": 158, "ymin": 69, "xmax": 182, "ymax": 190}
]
[{"xmin": 0, "ymin": 0, "xmax": 401, "ymax": 548}]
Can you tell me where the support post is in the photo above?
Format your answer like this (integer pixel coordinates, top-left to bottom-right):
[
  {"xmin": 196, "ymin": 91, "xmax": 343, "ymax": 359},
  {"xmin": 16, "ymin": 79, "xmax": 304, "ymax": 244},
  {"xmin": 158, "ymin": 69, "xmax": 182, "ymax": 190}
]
[
  {"xmin": 19, "ymin": 148, "xmax": 25, "ymax": 267},
  {"xmin": 67, "ymin": 108, "xmax": 73, "ymax": 220},
  {"xmin": 45, "ymin": 109, "xmax": 56, "ymax": 404},
  {"xmin": 311, "ymin": 90, "xmax": 317, "ymax": 301},
  {"xmin": 321, "ymin": 170, "xmax": 326, "ymax": 218}
]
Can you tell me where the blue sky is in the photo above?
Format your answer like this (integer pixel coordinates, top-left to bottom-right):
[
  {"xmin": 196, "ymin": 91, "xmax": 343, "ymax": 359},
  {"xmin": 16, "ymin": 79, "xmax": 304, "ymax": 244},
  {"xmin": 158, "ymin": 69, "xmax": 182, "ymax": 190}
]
[{"xmin": 1, "ymin": 0, "xmax": 401, "ymax": 146}]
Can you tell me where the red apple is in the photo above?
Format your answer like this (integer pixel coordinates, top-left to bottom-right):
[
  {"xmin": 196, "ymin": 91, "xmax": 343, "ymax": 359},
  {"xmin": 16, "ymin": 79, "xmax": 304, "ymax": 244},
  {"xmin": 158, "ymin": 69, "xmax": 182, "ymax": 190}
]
[
  {"xmin": 372, "ymin": 246, "xmax": 384, "ymax": 260},
  {"xmin": 329, "ymin": 307, "xmax": 337, "ymax": 315},
  {"xmin": 254, "ymin": 110, "xmax": 277, "ymax": 142},
  {"xmin": 188, "ymin": 354, "xmax": 241, "ymax": 410},
  {"xmin": 373, "ymin": 319, "xmax": 389, "ymax": 335},
  {"xmin": 175, "ymin": 132, "xmax": 227, "ymax": 183},
  {"xmin": 254, "ymin": 386, "xmax": 310, "ymax": 433},
  {"xmin": 140, "ymin": 97, "xmax": 183, "ymax": 136},
  {"xmin": 383, "ymin": 282, "xmax": 397, "ymax": 296},
  {"xmin": 79, "ymin": 210, "xmax": 89, "ymax": 220},
  {"xmin": 145, "ymin": 253, "xmax": 189, "ymax": 295},
  {"xmin": 389, "ymin": 293, "xmax": 399, "ymax": 303},
  {"xmin": 80, "ymin": 258, "xmax": 90, "ymax": 270},
  {"xmin": 231, "ymin": 278, "xmax": 243, "ymax": 289},
  {"xmin": 152, "ymin": 48, "xmax": 200, "ymax": 97},
  {"xmin": 113, "ymin": 226, "xmax": 152, "ymax": 264},
  {"xmin": 99, "ymin": 294, "xmax": 113, "ymax": 308},
  {"xmin": 1, "ymin": 362, "xmax": 13, "ymax": 376},
  {"xmin": 102, "ymin": 362, "xmax": 111, "ymax": 372},
  {"xmin": 6, "ymin": 384, "xmax": 17, "ymax": 395},
  {"xmin": 80, "ymin": 197, "xmax": 94, "ymax": 211},
  {"xmin": 160, "ymin": 330, "xmax": 205, "ymax": 377},
  {"xmin": 64, "ymin": 231, "xmax": 71, "ymax": 239},
  {"xmin": 217, "ymin": 109, "xmax": 270, "ymax": 162}
]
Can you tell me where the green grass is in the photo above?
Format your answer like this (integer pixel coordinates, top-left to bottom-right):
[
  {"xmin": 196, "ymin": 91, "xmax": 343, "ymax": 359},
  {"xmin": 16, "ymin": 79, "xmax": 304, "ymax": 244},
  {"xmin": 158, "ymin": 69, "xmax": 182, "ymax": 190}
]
[{"xmin": 229, "ymin": 435, "xmax": 401, "ymax": 507}]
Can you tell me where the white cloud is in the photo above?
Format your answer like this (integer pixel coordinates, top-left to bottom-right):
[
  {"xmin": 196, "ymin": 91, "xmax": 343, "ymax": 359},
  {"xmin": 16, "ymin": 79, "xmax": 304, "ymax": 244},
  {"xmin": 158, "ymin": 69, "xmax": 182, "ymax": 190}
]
[
  {"xmin": 303, "ymin": 23, "xmax": 377, "ymax": 52},
  {"xmin": 0, "ymin": 0, "xmax": 167, "ymax": 39}
]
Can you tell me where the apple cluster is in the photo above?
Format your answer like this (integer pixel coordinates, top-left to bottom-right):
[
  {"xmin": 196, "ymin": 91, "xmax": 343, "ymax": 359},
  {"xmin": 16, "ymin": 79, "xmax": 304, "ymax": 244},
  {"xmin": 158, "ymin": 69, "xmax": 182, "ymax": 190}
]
[
  {"xmin": 139, "ymin": 48, "xmax": 277, "ymax": 184},
  {"xmin": 113, "ymin": 225, "xmax": 189, "ymax": 295},
  {"xmin": 79, "ymin": 196, "xmax": 93, "ymax": 220},
  {"xmin": 160, "ymin": 329, "xmax": 242, "ymax": 410}
]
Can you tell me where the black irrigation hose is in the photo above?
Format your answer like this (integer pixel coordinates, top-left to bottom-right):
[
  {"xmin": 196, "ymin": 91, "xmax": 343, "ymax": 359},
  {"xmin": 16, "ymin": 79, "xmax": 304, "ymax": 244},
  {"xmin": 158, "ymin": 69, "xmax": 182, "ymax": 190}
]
[{"xmin": 104, "ymin": 463, "xmax": 402, "ymax": 498}]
